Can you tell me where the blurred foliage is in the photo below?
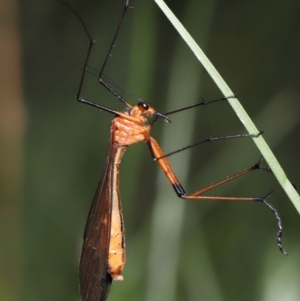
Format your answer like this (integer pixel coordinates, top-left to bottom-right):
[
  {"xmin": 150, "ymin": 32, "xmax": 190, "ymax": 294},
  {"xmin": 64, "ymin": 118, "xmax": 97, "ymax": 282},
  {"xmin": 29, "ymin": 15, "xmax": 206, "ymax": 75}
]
[{"xmin": 0, "ymin": 0, "xmax": 300, "ymax": 300}]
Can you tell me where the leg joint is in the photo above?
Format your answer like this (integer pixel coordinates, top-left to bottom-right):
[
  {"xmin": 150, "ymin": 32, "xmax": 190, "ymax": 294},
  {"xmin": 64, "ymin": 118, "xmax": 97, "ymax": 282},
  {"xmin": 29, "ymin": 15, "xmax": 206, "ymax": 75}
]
[{"xmin": 173, "ymin": 183, "xmax": 186, "ymax": 198}]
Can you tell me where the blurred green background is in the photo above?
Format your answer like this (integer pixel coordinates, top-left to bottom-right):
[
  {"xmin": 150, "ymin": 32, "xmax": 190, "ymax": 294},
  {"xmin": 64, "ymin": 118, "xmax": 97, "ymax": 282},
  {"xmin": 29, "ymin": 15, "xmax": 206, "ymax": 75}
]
[{"xmin": 1, "ymin": 0, "xmax": 300, "ymax": 300}]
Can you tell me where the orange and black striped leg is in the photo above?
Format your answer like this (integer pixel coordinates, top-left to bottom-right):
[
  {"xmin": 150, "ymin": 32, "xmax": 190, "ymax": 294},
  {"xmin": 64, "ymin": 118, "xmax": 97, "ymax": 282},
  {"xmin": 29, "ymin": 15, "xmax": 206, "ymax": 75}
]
[{"xmin": 148, "ymin": 136, "xmax": 287, "ymax": 255}]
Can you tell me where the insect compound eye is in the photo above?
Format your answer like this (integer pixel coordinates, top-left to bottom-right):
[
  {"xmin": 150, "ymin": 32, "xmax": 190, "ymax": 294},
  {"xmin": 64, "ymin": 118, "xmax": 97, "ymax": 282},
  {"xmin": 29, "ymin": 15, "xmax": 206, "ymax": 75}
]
[{"xmin": 137, "ymin": 101, "xmax": 149, "ymax": 112}]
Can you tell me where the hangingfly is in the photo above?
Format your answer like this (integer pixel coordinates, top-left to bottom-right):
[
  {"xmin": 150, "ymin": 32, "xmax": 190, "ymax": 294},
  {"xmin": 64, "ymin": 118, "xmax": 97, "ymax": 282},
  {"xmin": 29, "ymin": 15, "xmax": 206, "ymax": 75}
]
[{"xmin": 56, "ymin": 1, "xmax": 286, "ymax": 300}]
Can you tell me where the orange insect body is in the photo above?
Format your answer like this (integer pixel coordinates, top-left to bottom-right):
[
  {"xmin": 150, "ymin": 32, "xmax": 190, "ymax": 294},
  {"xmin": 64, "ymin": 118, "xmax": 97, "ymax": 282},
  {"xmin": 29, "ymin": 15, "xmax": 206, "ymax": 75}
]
[
  {"xmin": 107, "ymin": 146, "xmax": 125, "ymax": 281},
  {"xmin": 114, "ymin": 105, "xmax": 153, "ymax": 145},
  {"xmin": 107, "ymin": 104, "xmax": 158, "ymax": 281}
]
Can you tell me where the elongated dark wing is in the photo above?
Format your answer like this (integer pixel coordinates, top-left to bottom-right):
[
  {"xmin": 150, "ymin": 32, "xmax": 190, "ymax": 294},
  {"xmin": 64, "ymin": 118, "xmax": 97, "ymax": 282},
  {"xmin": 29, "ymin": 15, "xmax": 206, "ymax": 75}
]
[{"xmin": 79, "ymin": 129, "xmax": 119, "ymax": 301}]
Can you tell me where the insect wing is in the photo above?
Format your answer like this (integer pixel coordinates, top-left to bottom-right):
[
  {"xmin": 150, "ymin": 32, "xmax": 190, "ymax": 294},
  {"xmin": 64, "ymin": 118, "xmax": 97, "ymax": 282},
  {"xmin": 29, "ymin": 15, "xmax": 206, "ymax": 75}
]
[{"xmin": 79, "ymin": 143, "xmax": 117, "ymax": 301}]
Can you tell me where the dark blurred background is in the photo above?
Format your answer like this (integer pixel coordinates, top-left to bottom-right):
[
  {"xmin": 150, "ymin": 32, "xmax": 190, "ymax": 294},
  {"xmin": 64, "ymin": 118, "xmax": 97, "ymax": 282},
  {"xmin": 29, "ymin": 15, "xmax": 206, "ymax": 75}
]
[{"xmin": 1, "ymin": 0, "xmax": 300, "ymax": 300}]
